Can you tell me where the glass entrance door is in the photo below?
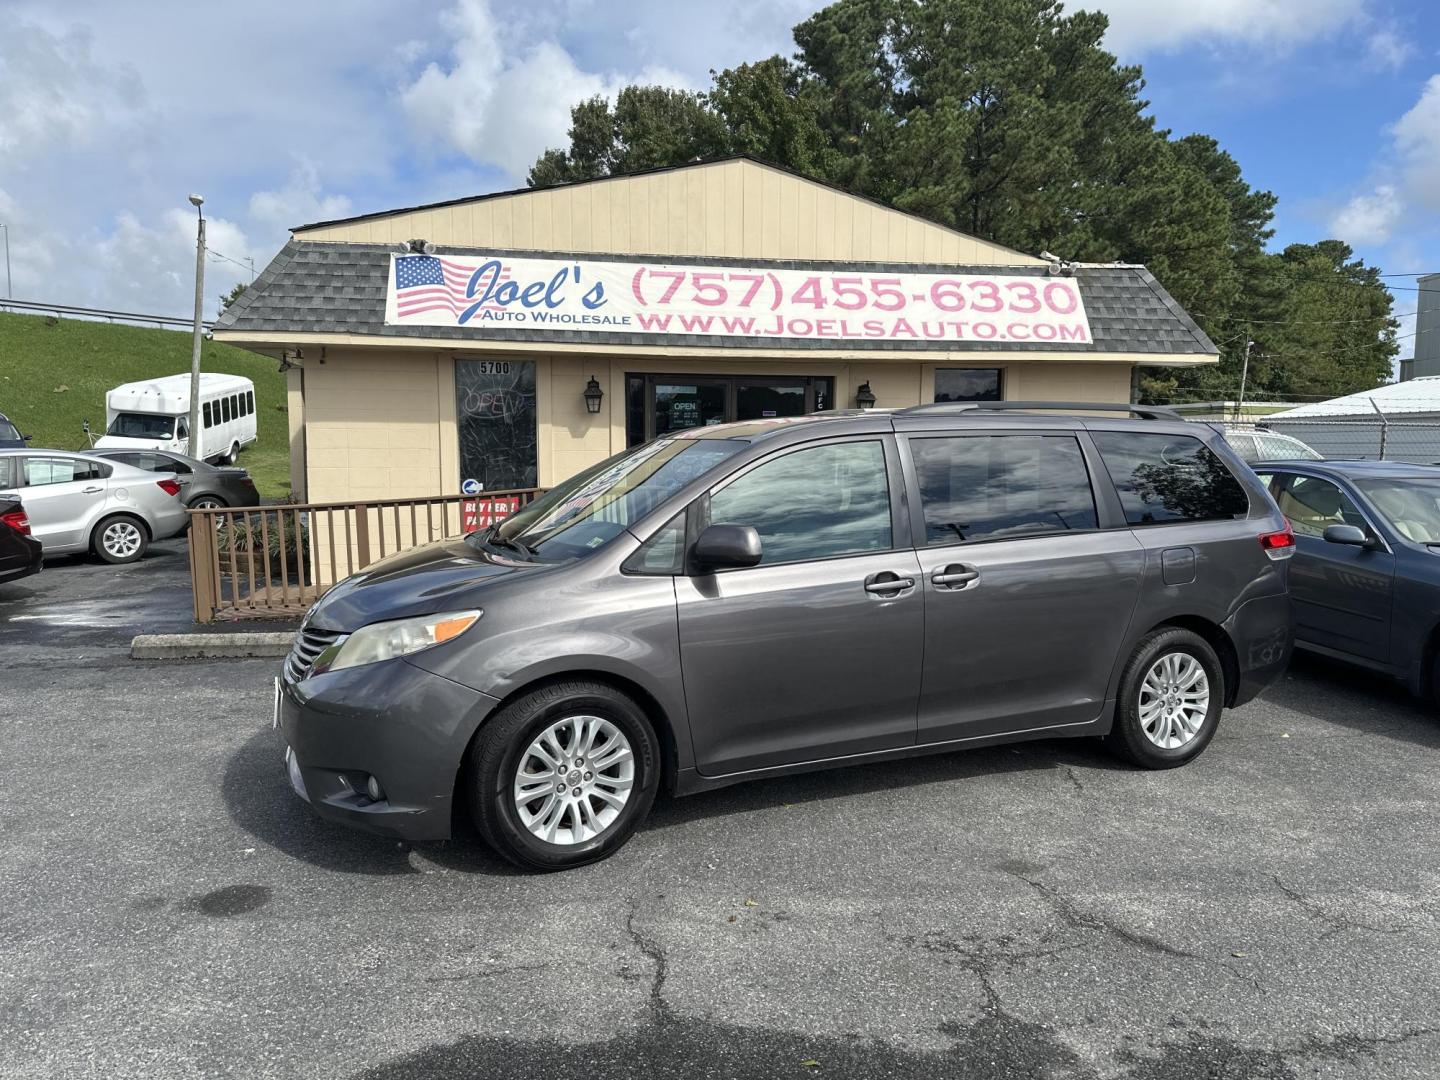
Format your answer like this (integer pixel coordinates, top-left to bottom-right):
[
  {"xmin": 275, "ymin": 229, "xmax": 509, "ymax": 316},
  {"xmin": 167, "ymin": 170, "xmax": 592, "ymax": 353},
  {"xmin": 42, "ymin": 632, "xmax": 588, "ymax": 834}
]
[
  {"xmin": 654, "ymin": 380, "xmax": 729, "ymax": 437},
  {"xmin": 627, "ymin": 374, "xmax": 836, "ymax": 445}
]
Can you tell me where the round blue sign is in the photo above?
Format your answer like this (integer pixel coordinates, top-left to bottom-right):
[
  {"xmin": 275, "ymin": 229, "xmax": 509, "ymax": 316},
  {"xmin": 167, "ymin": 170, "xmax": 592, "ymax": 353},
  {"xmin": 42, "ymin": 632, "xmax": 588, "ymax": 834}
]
[{"xmin": 461, "ymin": 478, "xmax": 482, "ymax": 495}]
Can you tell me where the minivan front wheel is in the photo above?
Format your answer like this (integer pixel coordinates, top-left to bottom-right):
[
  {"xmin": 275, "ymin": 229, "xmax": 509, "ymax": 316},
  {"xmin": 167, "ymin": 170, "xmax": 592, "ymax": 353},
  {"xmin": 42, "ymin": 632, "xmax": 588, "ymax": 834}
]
[
  {"xmin": 467, "ymin": 680, "xmax": 660, "ymax": 871},
  {"xmin": 1107, "ymin": 628, "xmax": 1223, "ymax": 769}
]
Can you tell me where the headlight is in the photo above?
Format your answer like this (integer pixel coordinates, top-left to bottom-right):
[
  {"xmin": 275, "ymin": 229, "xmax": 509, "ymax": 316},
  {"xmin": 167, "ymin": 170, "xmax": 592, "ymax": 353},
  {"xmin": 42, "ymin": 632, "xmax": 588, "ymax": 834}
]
[{"xmin": 313, "ymin": 610, "xmax": 481, "ymax": 675}]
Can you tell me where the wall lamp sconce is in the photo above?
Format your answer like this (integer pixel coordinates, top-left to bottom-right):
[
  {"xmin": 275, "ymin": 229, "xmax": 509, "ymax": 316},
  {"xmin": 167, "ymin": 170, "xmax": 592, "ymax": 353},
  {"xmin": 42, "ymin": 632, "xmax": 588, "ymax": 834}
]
[
  {"xmin": 855, "ymin": 382, "xmax": 877, "ymax": 410},
  {"xmin": 584, "ymin": 375, "xmax": 604, "ymax": 414}
]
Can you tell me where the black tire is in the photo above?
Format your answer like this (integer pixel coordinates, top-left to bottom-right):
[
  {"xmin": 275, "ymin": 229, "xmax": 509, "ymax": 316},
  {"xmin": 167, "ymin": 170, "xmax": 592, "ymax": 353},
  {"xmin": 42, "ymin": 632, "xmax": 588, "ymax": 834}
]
[
  {"xmin": 223, "ymin": 443, "xmax": 239, "ymax": 466},
  {"xmin": 467, "ymin": 680, "xmax": 661, "ymax": 871},
  {"xmin": 91, "ymin": 514, "xmax": 150, "ymax": 565},
  {"xmin": 1105, "ymin": 627, "xmax": 1224, "ymax": 769}
]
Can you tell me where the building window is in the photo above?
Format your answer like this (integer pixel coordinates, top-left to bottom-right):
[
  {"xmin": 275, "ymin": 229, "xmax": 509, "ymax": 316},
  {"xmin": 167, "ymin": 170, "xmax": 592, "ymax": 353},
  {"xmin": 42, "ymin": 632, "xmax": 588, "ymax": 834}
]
[
  {"xmin": 934, "ymin": 368, "xmax": 1002, "ymax": 403},
  {"xmin": 455, "ymin": 359, "xmax": 537, "ymax": 491}
]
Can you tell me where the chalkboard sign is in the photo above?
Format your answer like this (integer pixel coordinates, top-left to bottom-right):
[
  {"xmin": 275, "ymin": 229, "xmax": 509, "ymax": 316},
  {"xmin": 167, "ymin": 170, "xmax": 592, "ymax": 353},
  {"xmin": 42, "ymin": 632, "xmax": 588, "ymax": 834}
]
[{"xmin": 456, "ymin": 359, "xmax": 537, "ymax": 491}]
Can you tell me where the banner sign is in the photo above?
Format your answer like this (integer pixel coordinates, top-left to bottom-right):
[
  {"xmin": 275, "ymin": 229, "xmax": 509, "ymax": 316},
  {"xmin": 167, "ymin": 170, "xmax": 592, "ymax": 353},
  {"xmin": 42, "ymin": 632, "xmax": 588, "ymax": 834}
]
[
  {"xmin": 386, "ymin": 254, "xmax": 1092, "ymax": 345},
  {"xmin": 461, "ymin": 495, "xmax": 522, "ymax": 534}
]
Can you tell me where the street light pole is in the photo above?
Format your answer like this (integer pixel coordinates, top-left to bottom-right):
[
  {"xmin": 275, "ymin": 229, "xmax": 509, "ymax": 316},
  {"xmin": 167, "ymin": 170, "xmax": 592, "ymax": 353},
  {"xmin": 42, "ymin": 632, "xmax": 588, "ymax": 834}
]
[
  {"xmin": 186, "ymin": 195, "xmax": 206, "ymax": 458},
  {"xmin": 0, "ymin": 223, "xmax": 11, "ymax": 299},
  {"xmin": 1236, "ymin": 337, "xmax": 1253, "ymax": 420}
]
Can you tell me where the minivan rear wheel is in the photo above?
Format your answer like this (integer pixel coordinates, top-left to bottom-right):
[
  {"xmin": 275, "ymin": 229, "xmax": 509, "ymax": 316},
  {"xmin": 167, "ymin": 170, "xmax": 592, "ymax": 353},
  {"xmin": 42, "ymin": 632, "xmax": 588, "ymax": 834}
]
[
  {"xmin": 1106, "ymin": 628, "xmax": 1223, "ymax": 769},
  {"xmin": 467, "ymin": 680, "xmax": 660, "ymax": 871}
]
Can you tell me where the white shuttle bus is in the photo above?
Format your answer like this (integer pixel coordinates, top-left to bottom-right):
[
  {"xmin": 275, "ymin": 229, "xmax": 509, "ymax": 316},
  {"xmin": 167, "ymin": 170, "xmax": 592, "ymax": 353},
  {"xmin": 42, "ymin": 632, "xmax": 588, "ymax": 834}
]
[{"xmin": 95, "ymin": 373, "xmax": 257, "ymax": 464}]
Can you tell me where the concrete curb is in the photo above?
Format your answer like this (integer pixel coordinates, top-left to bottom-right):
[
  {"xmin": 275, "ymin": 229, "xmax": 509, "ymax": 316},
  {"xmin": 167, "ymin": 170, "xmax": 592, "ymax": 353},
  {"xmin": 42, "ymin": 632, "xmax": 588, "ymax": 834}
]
[{"xmin": 131, "ymin": 632, "xmax": 295, "ymax": 660}]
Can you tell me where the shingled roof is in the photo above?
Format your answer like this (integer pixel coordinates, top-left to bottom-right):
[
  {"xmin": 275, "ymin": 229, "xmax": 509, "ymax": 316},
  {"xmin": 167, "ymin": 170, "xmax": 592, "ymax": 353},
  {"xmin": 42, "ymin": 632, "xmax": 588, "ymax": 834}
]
[{"xmin": 216, "ymin": 240, "xmax": 1217, "ymax": 358}]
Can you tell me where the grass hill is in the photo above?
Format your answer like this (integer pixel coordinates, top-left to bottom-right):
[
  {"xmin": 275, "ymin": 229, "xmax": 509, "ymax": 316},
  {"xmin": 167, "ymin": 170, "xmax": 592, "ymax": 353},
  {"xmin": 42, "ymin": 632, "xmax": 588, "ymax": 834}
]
[{"xmin": 0, "ymin": 312, "xmax": 289, "ymax": 497}]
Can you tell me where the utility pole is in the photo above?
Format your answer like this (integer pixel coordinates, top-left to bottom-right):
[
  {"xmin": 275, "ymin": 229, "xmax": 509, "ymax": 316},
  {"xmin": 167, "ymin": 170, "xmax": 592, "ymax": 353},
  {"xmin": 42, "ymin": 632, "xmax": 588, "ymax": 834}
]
[
  {"xmin": 1236, "ymin": 337, "xmax": 1254, "ymax": 420},
  {"xmin": 0, "ymin": 222, "xmax": 11, "ymax": 299},
  {"xmin": 186, "ymin": 195, "xmax": 206, "ymax": 458}
]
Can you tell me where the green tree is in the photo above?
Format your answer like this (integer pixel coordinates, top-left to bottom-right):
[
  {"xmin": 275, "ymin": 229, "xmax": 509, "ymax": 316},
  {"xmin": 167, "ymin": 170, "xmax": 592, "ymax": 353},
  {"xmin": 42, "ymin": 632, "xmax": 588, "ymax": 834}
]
[{"xmin": 219, "ymin": 282, "xmax": 247, "ymax": 314}]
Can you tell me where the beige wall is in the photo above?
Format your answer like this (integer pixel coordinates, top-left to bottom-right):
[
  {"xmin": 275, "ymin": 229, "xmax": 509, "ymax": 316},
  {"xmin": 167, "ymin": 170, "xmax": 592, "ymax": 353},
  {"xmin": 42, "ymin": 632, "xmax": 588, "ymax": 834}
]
[
  {"xmin": 294, "ymin": 159, "xmax": 1044, "ymax": 268},
  {"xmin": 295, "ymin": 350, "xmax": 1142, "ymax": 498}
]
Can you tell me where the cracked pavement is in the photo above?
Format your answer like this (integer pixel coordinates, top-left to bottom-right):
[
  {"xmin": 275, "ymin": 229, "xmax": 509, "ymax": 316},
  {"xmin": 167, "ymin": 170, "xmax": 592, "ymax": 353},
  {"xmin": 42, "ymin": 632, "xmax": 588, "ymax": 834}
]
[{"xmin": 3, "ymin": 553, "xmax": 1440, "ymax": 1077}]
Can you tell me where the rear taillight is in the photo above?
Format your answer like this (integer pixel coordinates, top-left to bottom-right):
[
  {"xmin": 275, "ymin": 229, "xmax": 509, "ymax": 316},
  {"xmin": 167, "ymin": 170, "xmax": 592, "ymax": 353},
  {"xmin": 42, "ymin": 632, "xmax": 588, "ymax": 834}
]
[
  {"xmin": 1260, "ymin": 524, "xmax": 1295, "ymax": 560},
  {"xmin": 1, "ymin": 509, "xmax": 30, "ymax": 536},
  {"xmin": 157, "ymin": 479, "xmax": 182, "ymax": 497}
]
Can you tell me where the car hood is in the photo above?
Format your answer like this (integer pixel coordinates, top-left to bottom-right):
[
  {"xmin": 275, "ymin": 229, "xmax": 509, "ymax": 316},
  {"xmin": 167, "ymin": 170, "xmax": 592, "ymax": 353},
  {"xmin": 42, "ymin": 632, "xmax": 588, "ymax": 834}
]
[{"xmin": 305, "ymin": 536, "xmax": 549, "ymax": 631}]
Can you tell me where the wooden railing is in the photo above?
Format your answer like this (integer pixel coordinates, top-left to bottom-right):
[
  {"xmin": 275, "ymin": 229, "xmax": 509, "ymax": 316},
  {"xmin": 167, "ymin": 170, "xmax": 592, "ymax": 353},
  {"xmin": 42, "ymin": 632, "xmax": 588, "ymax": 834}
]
[{"xmin": 187, "ymin": 489, "xmax": 545, "ymax": 622}]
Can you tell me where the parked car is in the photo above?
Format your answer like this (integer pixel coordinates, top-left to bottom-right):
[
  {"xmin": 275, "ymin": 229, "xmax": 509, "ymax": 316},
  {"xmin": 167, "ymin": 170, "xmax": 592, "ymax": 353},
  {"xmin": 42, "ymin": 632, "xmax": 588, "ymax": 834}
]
[
  {"xmin": 0, "ymin": 410, "xmax": 30, "ymax": 449},
  {"xmin": 1254, "ymin": 458, "xmax": 1440, "ymax": 703},
  {"xmin": 0, "ymin": 450, "xmax": 188, "ymax": 564},
  {"xmin": 277, "ymin": 403, "xmax": 1294, "ymax": 871},
  {"xmin": 89, "ymin": 448, "xmax": 259, "ymax": 509},
  {"xmin": 1223, "ymin": 427, "xmax": 1321, "ymax": 463},
  {"xmin": 0, "ymin": 494, "xmax": 43, "ymax": 584}
]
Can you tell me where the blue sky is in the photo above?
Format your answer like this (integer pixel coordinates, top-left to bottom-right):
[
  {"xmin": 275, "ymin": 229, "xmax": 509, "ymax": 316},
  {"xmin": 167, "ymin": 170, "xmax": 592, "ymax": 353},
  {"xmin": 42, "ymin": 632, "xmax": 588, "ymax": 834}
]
[{"xmin": 1, "ymin": 0, "xmax": 1436, "ymax": 354}]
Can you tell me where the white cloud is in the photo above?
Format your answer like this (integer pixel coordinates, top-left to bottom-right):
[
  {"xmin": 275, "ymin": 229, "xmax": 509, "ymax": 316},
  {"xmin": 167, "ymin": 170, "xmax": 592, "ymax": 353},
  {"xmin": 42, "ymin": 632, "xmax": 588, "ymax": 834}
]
[
  {"xmin": 401, "ymin": 0, "xmax": 691, "ymax": 180},
  {"xmin": 1328, "ymin": 184, "xmax": 1403, "ymax": 245},
  {"xmin": 1365, "ymin": 28, "xmax": 1416, "ymax": 71},
  {"xmin": 1391, "ymin": 74, "xmax": 1440, "ymax": 212},
  {"xmin": 0, "ymin": 21, "xmax": 145, "ymax": 161},
  {"xmin": 1092, "ymin": 0, "xmax": 1368, "ymax": 55},
  {"xmin": 249, "ymin": 163, "xmax": 354, "ymax": 233}
]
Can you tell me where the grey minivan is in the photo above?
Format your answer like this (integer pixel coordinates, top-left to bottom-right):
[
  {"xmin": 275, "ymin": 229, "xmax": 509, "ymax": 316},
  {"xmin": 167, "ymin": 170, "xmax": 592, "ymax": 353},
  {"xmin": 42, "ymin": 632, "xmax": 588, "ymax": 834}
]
[{"xmin": 277, "ymin": 403, "xmax": 1294, "ymax": 871}]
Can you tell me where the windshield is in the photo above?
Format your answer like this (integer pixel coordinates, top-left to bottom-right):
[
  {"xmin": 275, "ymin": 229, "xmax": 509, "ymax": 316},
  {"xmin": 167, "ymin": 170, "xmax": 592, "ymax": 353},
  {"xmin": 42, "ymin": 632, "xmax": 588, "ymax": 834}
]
[
  {"xmin": 0, "ymin": 418, "xmax": 19, "ymax": 441},
  {"xmin": 478, "ymin": 437, "xmax": 748, "ymax": 561},
  {"xmin": 107, "ymin": 413, "xmax": 174, "ymax": 439},
  {"xmin": 1356, "ymin": 478, "xmax": 1440, "ymax": 544}
]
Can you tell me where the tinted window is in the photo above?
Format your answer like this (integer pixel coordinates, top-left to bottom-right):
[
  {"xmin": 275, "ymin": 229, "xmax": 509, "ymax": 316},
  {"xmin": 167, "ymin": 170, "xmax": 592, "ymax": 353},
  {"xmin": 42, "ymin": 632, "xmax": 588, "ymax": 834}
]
[
  {"xmin": 934, "ymin": 368, "xmax": 1002, "ymax": 402},
  {"xmin": 104, "ymin": 452, "xmax": 146, "ymax": 469},
  {"xmin": 1277, "ymin": 476, "xmax": 1366, "ymax": 538},
  {"xmin": 912, "ymin": 435, "xmax": 1097, "ymax": 544},
  {"xmin": 0, "ymin": 418, "xmax": 19, "ymax": 441},
  {"xmin": 247, "ymin": 390, "xmax": 255, "ymax": 415},
  {"xmin": 709, "ymin": 441, "xmax": 891, "ymax": 565},
  {"xmin": 203, "ymin": 402, "xmax": 212, "ymax": 429},
  {"xmin": 1092, "ymin": 432, "xmax": 1249, "ymax": 526},
  {"xmin": 221, "ymin": 397, "xmax": 231, "ymax": 423}
]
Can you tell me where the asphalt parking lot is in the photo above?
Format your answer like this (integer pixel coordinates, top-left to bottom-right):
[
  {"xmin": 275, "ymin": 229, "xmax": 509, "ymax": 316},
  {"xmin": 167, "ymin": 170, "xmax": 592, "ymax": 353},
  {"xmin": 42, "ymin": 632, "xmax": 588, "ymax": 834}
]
[{"xmin": 2, "ymin": 555, "xmax": 1440, "ymax": 1079}]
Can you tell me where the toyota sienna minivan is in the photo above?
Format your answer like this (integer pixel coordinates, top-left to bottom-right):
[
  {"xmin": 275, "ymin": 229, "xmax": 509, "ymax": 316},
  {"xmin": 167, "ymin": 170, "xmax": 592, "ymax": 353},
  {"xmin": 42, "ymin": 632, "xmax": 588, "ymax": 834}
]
[{"xmin": 277, "ymin": 402, "xmax": 1294, "ymax": 871}]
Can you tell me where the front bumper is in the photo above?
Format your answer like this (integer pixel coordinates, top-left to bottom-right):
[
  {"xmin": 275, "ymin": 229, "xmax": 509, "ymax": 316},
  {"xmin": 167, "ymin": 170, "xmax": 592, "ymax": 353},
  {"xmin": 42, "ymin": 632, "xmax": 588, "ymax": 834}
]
[
  {"xmin": 278, "ymin": 656, "xmax": 501, "ymax": 841},
  {"xmin": 1224, "ymin": 591, "xmax": 1294, "ymax": 708}
]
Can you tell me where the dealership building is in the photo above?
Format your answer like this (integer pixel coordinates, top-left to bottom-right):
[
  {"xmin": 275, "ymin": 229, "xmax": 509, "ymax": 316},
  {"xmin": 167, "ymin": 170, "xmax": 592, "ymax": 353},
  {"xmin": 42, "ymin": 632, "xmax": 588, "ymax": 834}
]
[{"xmin": 215, "ymin": 156, "xmax": 1217, "ymax": 502}]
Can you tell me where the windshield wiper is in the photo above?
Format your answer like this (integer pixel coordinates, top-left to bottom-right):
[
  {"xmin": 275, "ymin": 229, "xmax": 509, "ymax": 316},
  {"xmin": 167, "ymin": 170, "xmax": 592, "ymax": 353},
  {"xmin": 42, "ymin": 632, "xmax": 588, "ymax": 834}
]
[{"xmin": 476, "ymin": 524, "xmax": 535, "ymax": 559}]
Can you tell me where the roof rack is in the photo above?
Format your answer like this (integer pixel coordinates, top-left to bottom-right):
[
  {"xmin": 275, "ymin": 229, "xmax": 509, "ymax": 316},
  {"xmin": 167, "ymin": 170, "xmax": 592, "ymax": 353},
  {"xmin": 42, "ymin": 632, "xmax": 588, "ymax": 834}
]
[{"xmin": 897, "ymin": 401, "xmax": 1181, "ymax": 421}]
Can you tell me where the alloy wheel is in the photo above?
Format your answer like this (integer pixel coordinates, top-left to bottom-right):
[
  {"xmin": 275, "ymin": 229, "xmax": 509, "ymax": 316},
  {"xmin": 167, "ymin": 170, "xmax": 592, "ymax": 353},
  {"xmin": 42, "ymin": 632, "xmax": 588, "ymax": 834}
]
[
  {"xmin": 102, "ymin": 520, "xmax": 143, "ymax": 560},
  {"xmin": 1138, "ymin": 652, "xmax": 1210, "ymax": 749},
  {"xmin": 512, "ymin": 715, "xmax": 634, "ymax": 845}
]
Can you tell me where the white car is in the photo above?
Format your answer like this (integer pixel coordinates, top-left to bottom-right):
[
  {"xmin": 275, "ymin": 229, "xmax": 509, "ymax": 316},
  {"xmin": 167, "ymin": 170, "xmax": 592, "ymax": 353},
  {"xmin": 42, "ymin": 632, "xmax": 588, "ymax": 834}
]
[
  {"xmin": 1223, "ymin": 428, "xmax": 1322, "ymax": 463},
  {"xmin": 0, "ymin": 450, "xmax": 189, "ymax": 564}
]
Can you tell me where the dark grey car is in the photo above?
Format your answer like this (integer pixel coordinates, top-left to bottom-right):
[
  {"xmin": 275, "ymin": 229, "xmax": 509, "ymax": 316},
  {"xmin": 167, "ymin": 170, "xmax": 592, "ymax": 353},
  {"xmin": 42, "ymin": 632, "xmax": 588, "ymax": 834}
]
[
  {"xmin": 89, "ymin": 449, "xmax": 259, "ymax": 509},
  {"xmin": 1254, "ymin": 459, "xmax": 1440, "ymax": 702},
  {"xmin": 278, "ymin": 404, "xmax": 1294, "ymax": 871}
]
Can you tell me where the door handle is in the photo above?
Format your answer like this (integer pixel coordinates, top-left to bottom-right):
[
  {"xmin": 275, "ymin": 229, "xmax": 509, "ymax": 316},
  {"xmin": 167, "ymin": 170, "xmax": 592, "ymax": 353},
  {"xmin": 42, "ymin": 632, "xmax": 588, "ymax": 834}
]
[
  {"xmin": 932, "ymin": 563, "xmax": 980, "ymax": 589},
  {"xmin": 864, "ymin": 571, "xmax": 915, "ymax": 595},
  {"xmin": 82, "ymin": 486, "xmax": 103, "ymax": 494}
]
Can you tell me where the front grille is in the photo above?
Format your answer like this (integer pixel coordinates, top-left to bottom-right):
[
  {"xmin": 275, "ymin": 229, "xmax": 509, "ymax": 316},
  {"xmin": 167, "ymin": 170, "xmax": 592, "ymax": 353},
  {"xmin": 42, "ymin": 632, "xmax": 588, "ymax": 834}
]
[{"xmin": 286, "ymin": 627, "xmax": 343, "ymax": 682}]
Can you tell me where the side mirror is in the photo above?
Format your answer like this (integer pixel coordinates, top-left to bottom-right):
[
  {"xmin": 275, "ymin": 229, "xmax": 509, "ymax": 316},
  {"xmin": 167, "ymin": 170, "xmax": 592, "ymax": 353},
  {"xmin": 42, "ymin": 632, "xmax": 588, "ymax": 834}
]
[
  {"xmin": 1323, "ymin": 524, "xmax": 1370, "ymax": 547},
  {"xmin": 21, "ymin": 433, "xmax": 31, "ymax": 442},
  {"xmin": 693, "ymin": 523, "xmax": 762, "ymax": 569}
]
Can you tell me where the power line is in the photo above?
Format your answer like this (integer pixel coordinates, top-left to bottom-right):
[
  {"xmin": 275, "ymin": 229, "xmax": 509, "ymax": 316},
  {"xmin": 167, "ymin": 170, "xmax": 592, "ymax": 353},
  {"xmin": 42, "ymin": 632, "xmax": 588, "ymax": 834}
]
[{"xmin": 206, "ymin": 248, "xmax": 255, "ymax": 278}]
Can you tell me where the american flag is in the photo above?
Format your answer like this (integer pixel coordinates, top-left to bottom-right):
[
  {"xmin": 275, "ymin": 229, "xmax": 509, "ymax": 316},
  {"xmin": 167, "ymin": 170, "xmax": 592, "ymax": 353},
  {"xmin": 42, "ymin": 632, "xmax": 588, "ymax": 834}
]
[{"xmin": 393, "ymin": 255, "xmax": 508, "ymax": 319}]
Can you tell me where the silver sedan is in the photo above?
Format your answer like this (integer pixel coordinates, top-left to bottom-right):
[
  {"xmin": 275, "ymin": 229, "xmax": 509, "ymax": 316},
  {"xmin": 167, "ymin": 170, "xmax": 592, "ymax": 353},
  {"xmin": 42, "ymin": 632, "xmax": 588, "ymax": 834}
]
[{"xmin": 0, "ymin": 449, "xmax": 189, "ymax": 564}]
